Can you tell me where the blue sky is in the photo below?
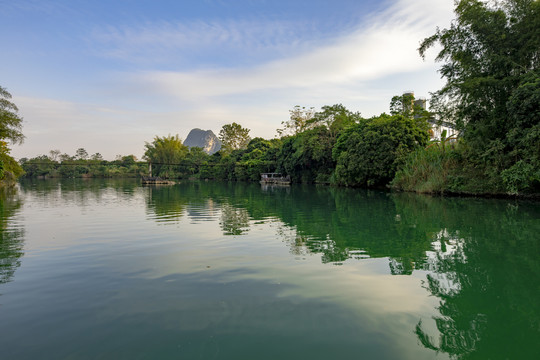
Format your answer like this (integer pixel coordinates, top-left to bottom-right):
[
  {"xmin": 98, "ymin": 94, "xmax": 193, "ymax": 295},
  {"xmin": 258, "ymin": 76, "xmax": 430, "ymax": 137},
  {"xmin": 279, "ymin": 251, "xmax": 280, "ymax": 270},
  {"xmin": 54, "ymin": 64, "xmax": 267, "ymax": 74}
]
[{"xmin": 1, "ymin": 0, "xmax": 454, "ymax": 160}]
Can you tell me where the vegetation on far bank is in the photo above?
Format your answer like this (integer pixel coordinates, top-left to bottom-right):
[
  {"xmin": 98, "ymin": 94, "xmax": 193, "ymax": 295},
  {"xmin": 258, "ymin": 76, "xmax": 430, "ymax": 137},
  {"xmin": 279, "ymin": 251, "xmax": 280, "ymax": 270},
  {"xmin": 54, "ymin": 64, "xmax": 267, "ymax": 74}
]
[{"xmin": 9, "ymin": 0, "xmax": 540, "ymax": 197}]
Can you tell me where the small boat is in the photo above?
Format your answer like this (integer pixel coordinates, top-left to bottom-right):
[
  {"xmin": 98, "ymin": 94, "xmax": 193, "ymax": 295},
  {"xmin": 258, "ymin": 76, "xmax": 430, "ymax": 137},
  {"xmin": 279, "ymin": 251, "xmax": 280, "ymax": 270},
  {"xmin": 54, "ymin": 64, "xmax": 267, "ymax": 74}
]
[{"xmin": 260, "ymin": 173, "xmax": 291, "ymax": 185}]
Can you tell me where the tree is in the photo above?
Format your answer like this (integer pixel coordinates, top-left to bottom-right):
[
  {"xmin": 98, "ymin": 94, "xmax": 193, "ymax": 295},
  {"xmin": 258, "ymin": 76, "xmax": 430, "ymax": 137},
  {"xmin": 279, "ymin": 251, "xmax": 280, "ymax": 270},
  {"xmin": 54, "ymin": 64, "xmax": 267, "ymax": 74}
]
[
  {"xmin": 0, "ymin": 86, "xmax": 24, "ymax": 144},
  {"xmin": 0, "ymin": 87, "xmax": 24, "ymax": 184},
  {"xmin": 49, "ymin": 149, "xmax": 61, "ymax": 162},
  {"xmin": 143, "ymin": 134, "xmax": 188, "ymax": 178},
  {"xmin": 218, "ymin": 122, "xmax": 251, "ymax": 154},
  {"xmin": 277, "ymin": 105, "xmax": 315, "ymax": 137},
  {"xmin": 75, "ymin": 148, "xmax": 88, "ymax": 160},
  {"xmin": 184, "ymin": 147, "xmax": 209, "ymax": 175},
  {"xmin": 333, "ymin": 114, "xmax": 429, "ymax": 187},
  {"xmin": 418, "ymin": 0, "xmax": 540, "ymax": 193},
  {"xmin": 59, "ymin": 153, "xmax": 73, "ymax": 162},
  {"xmin": 389, "ymin": 93, "xmax": 431, "ymax": 121},
  {"xmin": 90, "ymin": 153, "xmax": 103, "ymax": 161},
  {"xmin": 0, "ymin": 141, "xmax": 23, "ymax": 182},
  {"xmin": 419, "ymin": 0, "xmax": 540, "ymax": 157},
  {"xmin": 120, "ymin": 155, "xmax": 137, "ymax": 165},
  {"xmin": 310, "ymin": 104, "xmax": 361, "ymax": 139},
  {"xmin": 277, "ymin": 126, "xmax": 335, "ymax": 183}
]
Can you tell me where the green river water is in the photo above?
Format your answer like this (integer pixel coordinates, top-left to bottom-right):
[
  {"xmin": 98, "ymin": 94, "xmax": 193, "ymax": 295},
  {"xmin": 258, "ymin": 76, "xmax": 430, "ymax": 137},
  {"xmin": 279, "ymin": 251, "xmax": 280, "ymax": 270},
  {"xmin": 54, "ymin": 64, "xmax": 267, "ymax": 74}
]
[{"xmin": 0, "ymin": 179, "xmax": 539, "ymax": 359}]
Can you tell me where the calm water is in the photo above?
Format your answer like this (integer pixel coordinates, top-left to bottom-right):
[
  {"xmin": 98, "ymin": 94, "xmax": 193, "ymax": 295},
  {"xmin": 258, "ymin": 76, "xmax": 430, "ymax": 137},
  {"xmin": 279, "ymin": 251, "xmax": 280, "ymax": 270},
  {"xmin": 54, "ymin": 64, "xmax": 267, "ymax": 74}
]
[{"xmin": 1, "ymin": 179, "xmax": 539, "ymax": 359}]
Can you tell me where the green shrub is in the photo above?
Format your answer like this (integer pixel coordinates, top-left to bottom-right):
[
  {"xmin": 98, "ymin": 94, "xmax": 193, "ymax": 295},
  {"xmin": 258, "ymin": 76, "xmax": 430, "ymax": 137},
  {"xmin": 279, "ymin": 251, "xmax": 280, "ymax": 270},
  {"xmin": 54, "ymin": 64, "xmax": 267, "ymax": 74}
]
[
  {"xmin": 333, "ymin": 114, "xmax": 429, "ymax": 187},
  {"xmin": 501, "ymin": 160, "xmax": 540, "ymax": 194}
]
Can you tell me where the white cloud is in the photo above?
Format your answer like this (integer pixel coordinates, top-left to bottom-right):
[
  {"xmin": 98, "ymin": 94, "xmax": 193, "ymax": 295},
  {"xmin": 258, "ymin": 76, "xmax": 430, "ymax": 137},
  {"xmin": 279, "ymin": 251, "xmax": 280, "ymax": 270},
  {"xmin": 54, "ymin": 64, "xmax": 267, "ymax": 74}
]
[{"xmin": 129, "ymin": 0, "xmax": 453, "ymax": 101}]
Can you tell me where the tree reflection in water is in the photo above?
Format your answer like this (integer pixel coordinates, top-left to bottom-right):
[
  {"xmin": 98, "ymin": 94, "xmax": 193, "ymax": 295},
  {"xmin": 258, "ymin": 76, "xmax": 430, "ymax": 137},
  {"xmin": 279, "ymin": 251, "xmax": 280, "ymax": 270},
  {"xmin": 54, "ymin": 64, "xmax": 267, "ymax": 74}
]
[
  {"xmin": 0, "ymin": 186, "xmax": 24, "ymax": 284},
  {"xmin": 220, "ymin": 204, "xmax": 250, "ymax": 235},
  {"xmin": 144, "ymin": 181, "xmax": 540, "ymax": 358},
  {"xmin": 393, "ymin": 194, "xmax": 540, "ymax": 359}
]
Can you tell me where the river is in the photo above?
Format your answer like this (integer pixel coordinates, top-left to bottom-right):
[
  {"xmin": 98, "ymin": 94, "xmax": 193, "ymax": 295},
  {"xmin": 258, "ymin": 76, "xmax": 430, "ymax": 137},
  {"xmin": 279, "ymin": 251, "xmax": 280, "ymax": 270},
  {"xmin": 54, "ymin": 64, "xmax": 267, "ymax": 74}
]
[{"xmin": 1, "ymin": 179, "xmax": 539, "ymax": 359}]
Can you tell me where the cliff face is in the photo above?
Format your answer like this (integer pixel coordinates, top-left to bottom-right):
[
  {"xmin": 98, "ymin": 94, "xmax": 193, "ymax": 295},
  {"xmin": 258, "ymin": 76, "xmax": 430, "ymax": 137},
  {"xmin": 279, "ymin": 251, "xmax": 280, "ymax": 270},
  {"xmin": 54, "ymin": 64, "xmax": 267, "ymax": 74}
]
[{"xmin": 183, "ymin": 129, "xmax": 221, "ymax": 155}]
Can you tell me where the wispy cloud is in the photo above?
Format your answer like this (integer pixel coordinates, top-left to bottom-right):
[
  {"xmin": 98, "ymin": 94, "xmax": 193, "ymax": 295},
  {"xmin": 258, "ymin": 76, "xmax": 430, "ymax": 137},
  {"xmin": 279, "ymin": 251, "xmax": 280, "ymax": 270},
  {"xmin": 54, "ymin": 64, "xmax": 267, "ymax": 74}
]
[
  {"xmin": 91, "ymin": 18, "xmax": 327, "ymax": 67},
  {"xmin": 129, "ymin": 0, "xmax": 453, "ymax": 100}
]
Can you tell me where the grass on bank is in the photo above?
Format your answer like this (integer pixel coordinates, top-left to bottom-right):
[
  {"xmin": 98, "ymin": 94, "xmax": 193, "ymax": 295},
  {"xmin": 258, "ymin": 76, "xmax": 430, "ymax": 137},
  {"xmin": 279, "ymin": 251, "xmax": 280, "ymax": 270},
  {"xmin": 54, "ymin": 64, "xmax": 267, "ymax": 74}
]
[{"xmin": 392, "ymin": 141, "xmax": 540, "ymax": 196}]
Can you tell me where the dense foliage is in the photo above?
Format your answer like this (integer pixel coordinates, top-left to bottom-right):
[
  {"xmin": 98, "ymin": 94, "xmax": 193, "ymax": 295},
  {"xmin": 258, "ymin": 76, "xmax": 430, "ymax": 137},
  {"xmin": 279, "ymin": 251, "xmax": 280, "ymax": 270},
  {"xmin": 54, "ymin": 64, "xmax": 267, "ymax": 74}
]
[
  {"xmin": 0, "ymin": 86, "xmax": 24, "ymax": 145},
  {"xmin": 144, "ymin": 135, "xmax": 188, "ymax": 178},
  {"xmin": 17, "ymin": 99, "xmax": 432, "ymax": 189},
  {"xmin": 333, "ymin": 114, "xmax": 429, "ymax": 187},
  {"xmin": 20, "ymin": 152, "xmax": 147, "ymax": 179},
  {"xmin": 1, "ymin": 141, "xmax": 24, "ymax": 184},
  {"xmin": 413, "ymin": 0, "xmax": 540, "ymax": 194},
  {"xmin": 218, "ymin": 122, "xmax": 251, "ymax": 155},
  {"xmin": 0, "ymin": 87, "xmax": 24, "ymax": 186}
]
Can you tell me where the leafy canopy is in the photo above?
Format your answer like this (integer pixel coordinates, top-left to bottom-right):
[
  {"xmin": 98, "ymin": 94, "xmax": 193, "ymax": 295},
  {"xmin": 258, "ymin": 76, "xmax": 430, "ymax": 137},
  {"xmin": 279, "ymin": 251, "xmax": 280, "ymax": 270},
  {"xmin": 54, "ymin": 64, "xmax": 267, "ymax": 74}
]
[
  {"xmin": 419, "ymin": 0, "xmax": 540, "ymax": 142},
  {"xmin": 219, "ymin": 122, "xmax": 251, "ymax": 154},
  {"xmin": 419, "ymin": 0, "xmax": 540, "ymax": 192},
  {"xmin": 0, "ymin": 86, "xmax": 24, "ymax": 144},
  {"xmin": 143, "ymin": 134, "xmax": 188, "ymax": 164},
  {"xmin": 333, "ymin": 114, "xmax": 429, "ymax": 187}
]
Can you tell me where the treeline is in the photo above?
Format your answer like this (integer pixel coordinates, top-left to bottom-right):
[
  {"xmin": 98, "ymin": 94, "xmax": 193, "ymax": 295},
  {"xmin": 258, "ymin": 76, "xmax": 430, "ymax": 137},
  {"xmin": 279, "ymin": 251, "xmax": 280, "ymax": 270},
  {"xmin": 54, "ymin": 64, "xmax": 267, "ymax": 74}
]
[
  {"xmin": 139, "ymin": 102, "xmax": 431, "ymax": 187},
  {"xmin": 20, "ymin": 151, "xmax": 147, "ymax": 178}
]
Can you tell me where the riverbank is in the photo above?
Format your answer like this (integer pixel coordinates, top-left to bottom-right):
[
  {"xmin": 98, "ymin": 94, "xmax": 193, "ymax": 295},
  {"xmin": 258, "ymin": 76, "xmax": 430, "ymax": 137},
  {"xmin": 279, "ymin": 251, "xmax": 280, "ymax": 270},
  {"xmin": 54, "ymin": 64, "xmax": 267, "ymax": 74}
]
[{"xmin": 391, "ymin": 144, "xmax": 540, "ymax": 199}]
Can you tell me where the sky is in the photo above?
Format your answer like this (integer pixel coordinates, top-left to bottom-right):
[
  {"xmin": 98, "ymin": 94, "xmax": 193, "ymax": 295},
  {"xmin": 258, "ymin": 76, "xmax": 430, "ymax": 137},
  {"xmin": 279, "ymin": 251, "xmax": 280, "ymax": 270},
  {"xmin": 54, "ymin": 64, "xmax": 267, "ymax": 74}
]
[{"xmin": 1, "ymin": 0, "xmax": 455, "ymax": 160}]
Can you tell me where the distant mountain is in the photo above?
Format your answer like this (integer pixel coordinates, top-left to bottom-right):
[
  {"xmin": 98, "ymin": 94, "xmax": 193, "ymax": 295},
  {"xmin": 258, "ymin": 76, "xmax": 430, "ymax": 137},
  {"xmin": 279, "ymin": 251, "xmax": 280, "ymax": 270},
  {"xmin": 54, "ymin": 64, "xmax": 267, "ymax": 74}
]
[{"xmin": 183, "ymin": 129, "xmax": 221, "ymax": 155}]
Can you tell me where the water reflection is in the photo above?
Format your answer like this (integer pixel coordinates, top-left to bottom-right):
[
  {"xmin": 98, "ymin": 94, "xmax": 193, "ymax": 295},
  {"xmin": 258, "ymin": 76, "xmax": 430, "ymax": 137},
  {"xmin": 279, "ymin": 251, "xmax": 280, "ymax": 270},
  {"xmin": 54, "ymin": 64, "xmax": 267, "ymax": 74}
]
[
  {"xmin": 145, "ymin": 183, "xmax": 435, "ymax": 270},
  {"xmin": 0, "ymin": 186, "xmax": 24, "ymax": 284},
  {"xmin": 18, "ymin": 178, "xmax": 141, "ymax": 207},
  {"xmin": 220, "ymin": 204, "xmax": 250, "ymax": 235},
  {"xmin": 144, "ymin": 182, "xmax": 540, "ymax": 358},
  {"xmin": 1, "ymin": 179, "xmax": 538, "ymax": 359},
  {"xmin": 393, "ymin": 194, "xmax": 540, "ymax": 359},
  {"xmin": 145, "ymin": 185, "xmax": 188, "ymax": 223}
]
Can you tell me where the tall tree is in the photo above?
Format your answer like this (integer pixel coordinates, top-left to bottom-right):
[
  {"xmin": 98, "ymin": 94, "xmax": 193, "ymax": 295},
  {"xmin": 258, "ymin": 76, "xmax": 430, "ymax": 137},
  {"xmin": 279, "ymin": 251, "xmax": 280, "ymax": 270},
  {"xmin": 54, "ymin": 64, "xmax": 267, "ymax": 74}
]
[
  {"xmin": 219, "ymin": 122, "xmax": 251, "ymax": 154},
  {"xmin": 310, "ymin": 104, "xmax": 361, "ymax": 139},
  {"xmin": 90, "ymin": 153, "xmax": 103, "ymax": 161},
  {"xmin": 419, "ymin": 0, "xmax": 539, "ymax": 148},
  {"xmin": 419, "ymin": 0, "xmax": 540, "ymax": 192},
  {"xmin": 0, "ymin": 86, "xmax": 24, "ymax": 144},
  {"xmin": 277, "ymin": 106, "xmax": 315, "ymax": 137},
  {"xmin": 389, "ymin": 93, "xmax": 432, "ymax": 133},
  {"xmin": 49, "ymin": 149, "xmax": 61, "ymax": 162},
  {"xmin": 143, "ymin": 134, "xmax": 188, "ymax": 178},
  {"xmin": 75, "ymin": 148, "xmax": 88, "ymax": 160}
]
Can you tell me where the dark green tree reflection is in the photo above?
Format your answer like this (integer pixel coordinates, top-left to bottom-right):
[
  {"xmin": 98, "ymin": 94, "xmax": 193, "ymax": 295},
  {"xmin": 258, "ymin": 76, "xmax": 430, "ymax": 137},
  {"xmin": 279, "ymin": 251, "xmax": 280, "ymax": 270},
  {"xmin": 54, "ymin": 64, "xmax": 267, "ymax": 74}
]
[
  {"xmin": 392, "ymin": 194, "xmax": 540, "ymax": 359},
  {"xmin": 0, "ymin": 187, "xmax": 24, "ymax": 284},
  {"xmin": 145, "ymin": 185, "xmax": 188, "ymax": 223},
  {"xmin": 145, "ymin": 181, "xmax": 540, "ymax": 358}
]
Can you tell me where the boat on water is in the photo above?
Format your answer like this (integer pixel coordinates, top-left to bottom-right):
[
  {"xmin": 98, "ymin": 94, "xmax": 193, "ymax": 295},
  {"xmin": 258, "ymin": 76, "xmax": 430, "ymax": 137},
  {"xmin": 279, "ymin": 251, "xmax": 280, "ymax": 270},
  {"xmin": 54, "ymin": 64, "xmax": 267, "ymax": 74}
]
[{"xmin": 260, "ymin": 173, "xmax": 291, "ymax": 185}]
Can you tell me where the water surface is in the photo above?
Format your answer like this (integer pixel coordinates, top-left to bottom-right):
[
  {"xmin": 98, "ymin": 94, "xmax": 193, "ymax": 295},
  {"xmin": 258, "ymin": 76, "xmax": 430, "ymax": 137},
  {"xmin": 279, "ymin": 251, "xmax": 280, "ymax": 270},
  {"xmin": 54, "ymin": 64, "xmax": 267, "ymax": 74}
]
[{"xmin": 1, "ymin": 179, "xmax": 539, "ymax": 359}]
